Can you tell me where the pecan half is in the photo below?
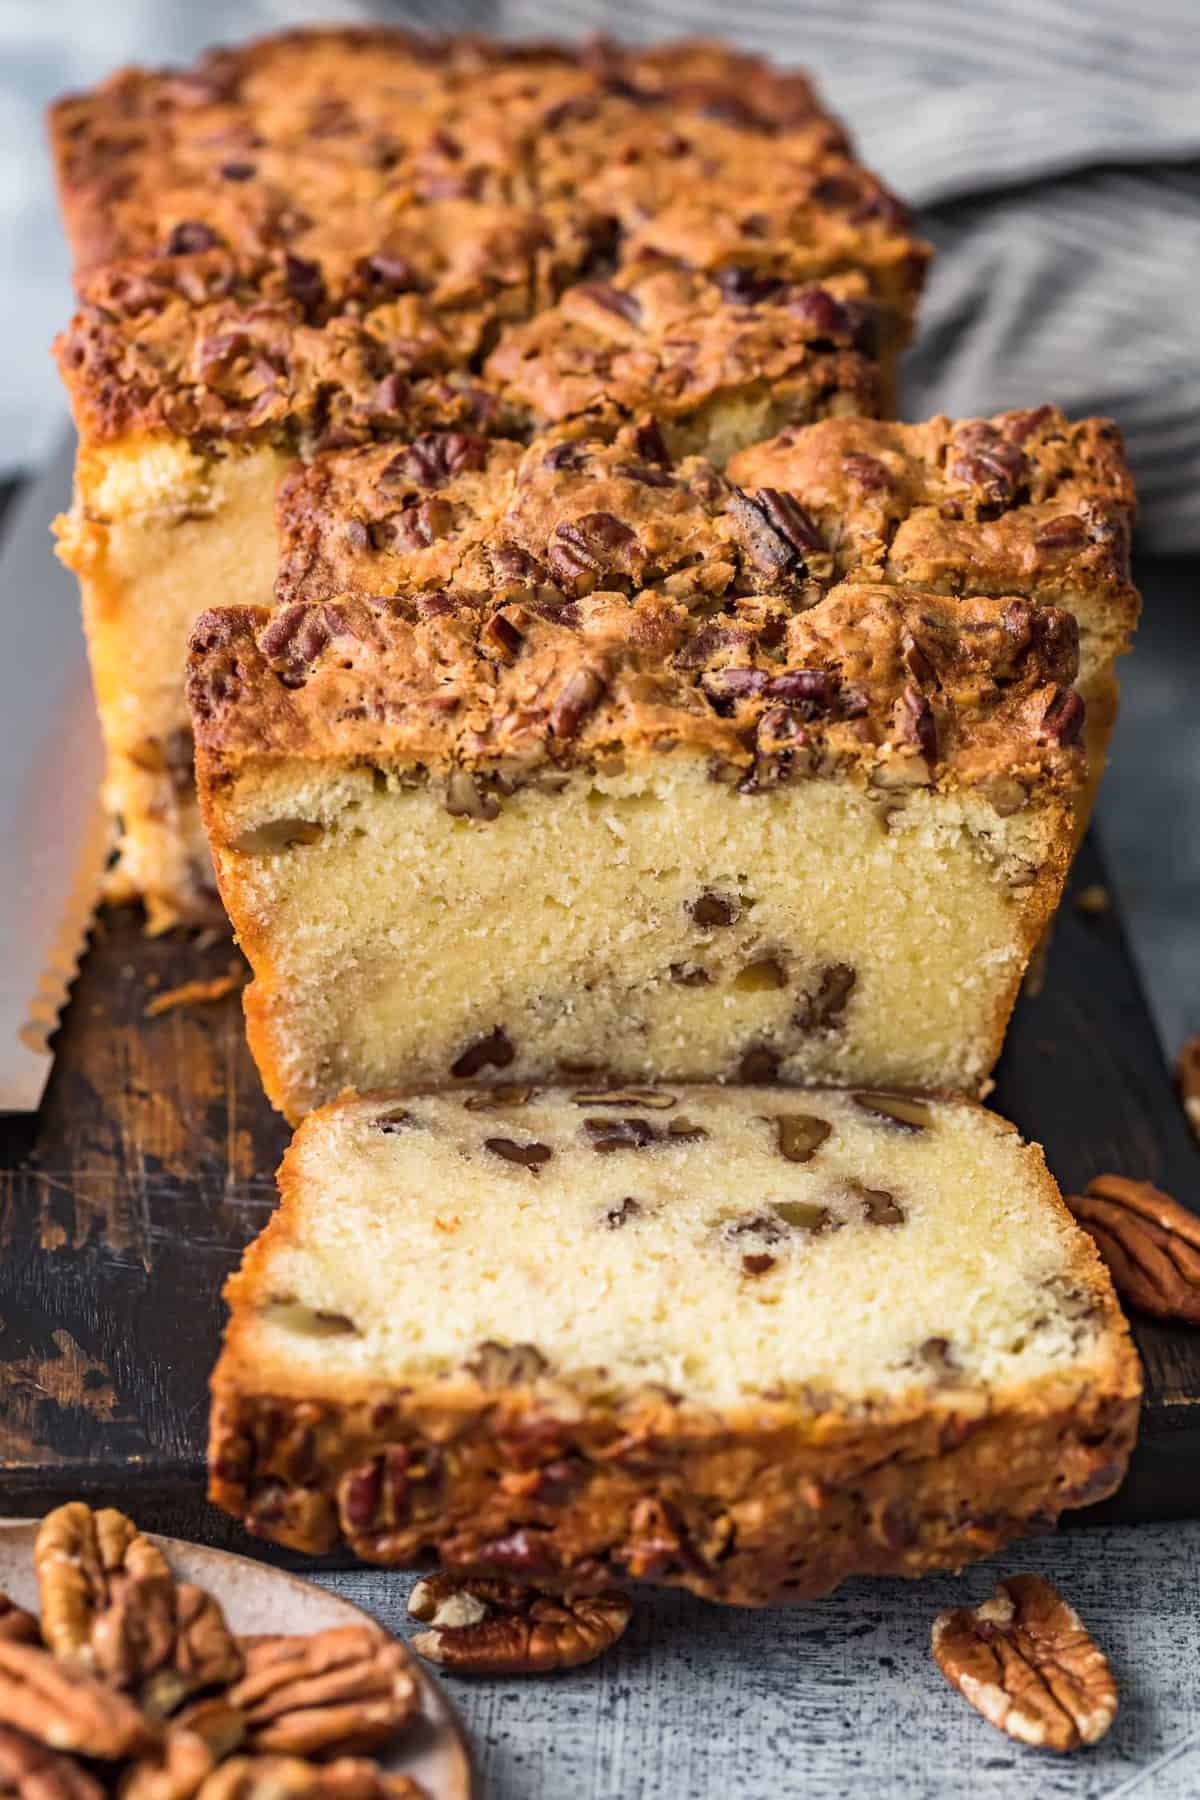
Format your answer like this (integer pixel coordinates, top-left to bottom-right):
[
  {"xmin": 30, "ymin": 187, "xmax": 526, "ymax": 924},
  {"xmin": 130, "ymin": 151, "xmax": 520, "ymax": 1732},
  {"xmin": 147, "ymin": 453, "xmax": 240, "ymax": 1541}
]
[
  {"xmin": 1065, "ymin": 1174, "xmax": 1200, "ymax": 1322},
  {"xmin": 1177, "ymin": 1034, "xmax": 1200, "ymax": 1144},
  {"xmin": 408, "ymin": 1576, "xmax": 630, "ymax": 1675},
  {"xmin": 0, "ymin": 1638, "xmax": 153, "ymax": 1759},
  {"xmin": 226, "ymin": 1627, "xmax": 418, "ymax": 1757},
  {"xmin": 118, "ymin": 1723, "xmax": 219, "ymax": 1800},
  {"xmin": 34, "ymin": 1504, "xmax": 242, "ymax": 1716},
  {"xmin": 195, "ymin": 1757, "xmax": 427, "ymax": 1800},
  {"xmin": 0, "ymin": 1722, "xmax": 104, "ymax": 1800},
  {"xmin": 933, "ymin": 1575, "xmax": 1117, "ymax": 1751}
]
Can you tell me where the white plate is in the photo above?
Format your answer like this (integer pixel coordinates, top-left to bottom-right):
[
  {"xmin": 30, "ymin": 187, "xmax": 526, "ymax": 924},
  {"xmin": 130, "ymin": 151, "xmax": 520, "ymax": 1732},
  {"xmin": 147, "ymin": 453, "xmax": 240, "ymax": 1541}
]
[{"xmin": 0, "ymin": 1520, "xmax": 476, "ymax": 1799}]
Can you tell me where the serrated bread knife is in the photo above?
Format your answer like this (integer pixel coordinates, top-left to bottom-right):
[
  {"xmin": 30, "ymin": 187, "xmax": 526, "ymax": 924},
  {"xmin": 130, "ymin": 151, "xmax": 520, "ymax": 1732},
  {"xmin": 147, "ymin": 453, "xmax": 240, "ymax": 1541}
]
[{"xmin": 0, "ymin": 431, "xmax": 107, "ymax": 1111}]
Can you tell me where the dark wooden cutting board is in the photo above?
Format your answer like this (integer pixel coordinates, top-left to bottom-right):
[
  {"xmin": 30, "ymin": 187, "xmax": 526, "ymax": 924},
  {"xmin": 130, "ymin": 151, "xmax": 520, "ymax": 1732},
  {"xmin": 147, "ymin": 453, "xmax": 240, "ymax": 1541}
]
[{"xmin": 2, "ymin": 835, "xmax": 1198, "ymax": 1559}]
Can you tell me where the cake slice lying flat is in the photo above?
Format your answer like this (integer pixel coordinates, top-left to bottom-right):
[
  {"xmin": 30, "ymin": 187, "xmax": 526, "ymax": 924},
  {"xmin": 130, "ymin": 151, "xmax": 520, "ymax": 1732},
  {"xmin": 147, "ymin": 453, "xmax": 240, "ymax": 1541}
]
[
  {"xmin": 209, "ymin": 1085, "xmax": 1140, "ymax": 1604},
  {"xmin": 189, "ymin": 580, "xmax": 1086, "ymax": 1120}
]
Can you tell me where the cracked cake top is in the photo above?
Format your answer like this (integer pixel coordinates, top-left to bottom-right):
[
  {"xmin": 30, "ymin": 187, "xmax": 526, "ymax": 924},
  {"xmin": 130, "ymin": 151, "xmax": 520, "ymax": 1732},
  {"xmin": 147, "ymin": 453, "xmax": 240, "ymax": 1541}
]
[
  {"xmin": 269, "ymin": 409, "xmax": 1136, "ymax": 665},
  {"xmin": 50, "ymin": 28, "xmax": 925, "ymax": 451},
  {"xmin": 187, "ymin": 578, "xmax": 1087, "ymax": 806},
  {"xmin": 727, "ymin": 406, "xmax": 1138, "ymax": 646}
]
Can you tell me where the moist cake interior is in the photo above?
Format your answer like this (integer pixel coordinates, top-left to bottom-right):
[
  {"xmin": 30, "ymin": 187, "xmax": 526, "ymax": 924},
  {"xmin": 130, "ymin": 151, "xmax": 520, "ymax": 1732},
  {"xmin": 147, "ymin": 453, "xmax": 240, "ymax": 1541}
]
[
  {"xmin": 238, "ymin": 1086, "xmax": 1117, "ymax": 1412},
  {"xmin": 222, "ymin": 756, "xmax": 1066, "ymax": 1118}
]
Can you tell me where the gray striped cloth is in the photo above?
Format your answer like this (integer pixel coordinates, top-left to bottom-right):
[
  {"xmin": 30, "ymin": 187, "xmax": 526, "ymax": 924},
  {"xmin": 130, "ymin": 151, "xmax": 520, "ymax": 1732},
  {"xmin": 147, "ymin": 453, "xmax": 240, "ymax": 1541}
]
[{"xmin": 5, "ymin": 0, "xmax": 1198, "ymax": 546}]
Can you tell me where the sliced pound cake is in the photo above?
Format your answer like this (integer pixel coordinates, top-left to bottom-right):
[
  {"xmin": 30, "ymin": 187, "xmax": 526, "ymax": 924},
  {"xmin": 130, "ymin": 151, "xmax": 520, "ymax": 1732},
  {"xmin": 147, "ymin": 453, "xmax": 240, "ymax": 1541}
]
[
  {"xmin": 209, "ymin": 1085, "xmax": 1140, "ymax": 1603},
  {"xmin": 49, "ymin": 28, "xmax": 922, "ymax": 928},
  {"xmin": 188, "ymin": 581, "xmax": 1087, "ymax": 1119}
]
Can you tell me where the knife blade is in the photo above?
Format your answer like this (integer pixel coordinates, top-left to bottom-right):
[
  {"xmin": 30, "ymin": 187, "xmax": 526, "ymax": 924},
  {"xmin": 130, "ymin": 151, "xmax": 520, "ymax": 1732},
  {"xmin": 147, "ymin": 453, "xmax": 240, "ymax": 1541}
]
[{"xmin": 0, "ymin": 430, "xmax": 107, "ymax": 1112}]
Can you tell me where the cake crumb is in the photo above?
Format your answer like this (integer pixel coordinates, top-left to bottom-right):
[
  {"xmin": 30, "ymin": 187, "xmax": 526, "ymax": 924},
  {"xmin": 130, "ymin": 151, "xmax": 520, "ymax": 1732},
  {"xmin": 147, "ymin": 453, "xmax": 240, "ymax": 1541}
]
[{"xmin": 145, "ymin": 972, "xmax": 242, "ymax": 1017}]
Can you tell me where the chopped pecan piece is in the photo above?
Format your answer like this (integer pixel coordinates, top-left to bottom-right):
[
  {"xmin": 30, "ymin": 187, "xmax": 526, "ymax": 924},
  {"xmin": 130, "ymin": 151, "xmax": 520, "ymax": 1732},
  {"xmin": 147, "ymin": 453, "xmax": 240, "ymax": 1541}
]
[
  {"xmin": 0, "ymin": 1722, "xmax": 104, "ymax": 1800},
  {"xmin": 1177, "ymin": 1034, "xmax": 1200, "ymax": 1144},
  {"xmin": 226, "ymin": 1627, "xmax": 418, "ymax": 1757},
  {"xmin": 34, "ymin": 1503, "xmax": 242, "ymax": 1716},
  {"xmin": 769, "ymin": 1114, "xmax": 831, "ymax": 1163},
  {"xmin": 1065, "ymin": 1174, "xmax": 1200, "ymax": 1323},
  {"xmin": 465, "ymin": 1341, "xmax": 548, "ymax": 1387},
  {"xmin": 0, "ymin": 1638, "xmax": 153, "ymax": 1759},
  {"xmin": 408, "ymin": 1576, "xmax": 630, "ymax": 1675},
  {"xmin": 933, "ymin": 1575, "xmax": 1117, "ymax": 1751},
  {"xmin": 852, "ymin": 1092, "xmax": 932, "ymax": 1132}
]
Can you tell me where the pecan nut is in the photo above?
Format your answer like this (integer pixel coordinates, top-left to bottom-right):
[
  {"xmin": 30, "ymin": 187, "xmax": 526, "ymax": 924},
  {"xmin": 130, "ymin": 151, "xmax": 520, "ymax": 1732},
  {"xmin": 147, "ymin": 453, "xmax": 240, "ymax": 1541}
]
[
  {"xmin": 226, "ymin": 1626, "xmax": 418, "ymax": 1757},
  {"xmin": 1065, "ymin": 1174, "xmax": 1200, "ymax": 1323},
  {"xmin": 195, "ymin": 1756, "xmax": 427, "ymax": 1800},
  {"xmin": 933, "ymin": 1574, "xmax": 1117, "ymax": 1751},
  {"xmin": 1177, "ymin": 1034, "xmax": 1200, "ymax": 1145},
  {"xmin": 120, "ymin": 1701, "xmax": 248, "ymax": 1800},
  {"xmin": 34, "ymin": 1503, "xmax": 243, "ymax": 1718},
  {"xmin": 118, "ymin": 1726, "xmax": 218, "ymax": 1800},
  {"xmin": 0, "ymin": 1637, "xmax": 153, "ymax": 1759},
  {"xmin": 0, "ymin": 1597, "xmax": 38, "ymax": 1645},
  {"xmin": 0, "ymin": 1721, "xmax": 105, "ymax": 1800},
  {"xmin": 408, "ymin": 1575, "xmax": 631, "ymax": 1675}
]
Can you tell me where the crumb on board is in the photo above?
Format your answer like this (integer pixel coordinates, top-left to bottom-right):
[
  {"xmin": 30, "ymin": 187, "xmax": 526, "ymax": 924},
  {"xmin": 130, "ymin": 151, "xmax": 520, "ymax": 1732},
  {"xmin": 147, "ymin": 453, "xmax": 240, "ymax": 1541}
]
[
  {"xmin": 1075, "ymin": 884, "xmax": 1111, "ymax": 916},
  {"xmin": 144, "ymin": 972, "xmax": 243, "ymax": 1018}
]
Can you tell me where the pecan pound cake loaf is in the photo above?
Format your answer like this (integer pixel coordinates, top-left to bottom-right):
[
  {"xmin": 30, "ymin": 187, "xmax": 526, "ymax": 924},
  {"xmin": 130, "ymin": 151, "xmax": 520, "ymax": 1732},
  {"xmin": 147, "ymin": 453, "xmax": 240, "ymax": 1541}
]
[
  {"xmin": 727, "ymin": 406, "xmax": 1139, "ymax": 802},
  {"xmin": 208, "ymin": 1086, "xmax": 1141, "ymax": 1601},
  {"xmin": 187, "ymin": 579, "xmax": 1087, "ymax": 1120},
  {"xmin": 48, "ymin": 28, "xmax": 925, "ymax": 929}
]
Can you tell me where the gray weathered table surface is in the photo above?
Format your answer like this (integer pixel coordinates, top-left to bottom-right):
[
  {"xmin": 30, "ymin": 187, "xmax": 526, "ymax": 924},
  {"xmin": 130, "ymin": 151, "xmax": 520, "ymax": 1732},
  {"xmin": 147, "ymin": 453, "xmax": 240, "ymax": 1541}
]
[{"xmin": 315, "ymin": 1523, "xmax": 1200, "ymax": 1798}]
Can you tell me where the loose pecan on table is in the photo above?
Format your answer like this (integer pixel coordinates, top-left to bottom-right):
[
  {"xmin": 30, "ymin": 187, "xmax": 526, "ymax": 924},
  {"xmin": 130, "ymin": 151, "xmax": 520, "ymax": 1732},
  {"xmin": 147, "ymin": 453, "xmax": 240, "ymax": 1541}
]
[
  {"xmin": 408, "ymin": 1575, "xmax": 631, "ymax": 1675},
  {"xmin": 1065, "ymin": 1174, "xmax": 1200, "ymax": 1323},
  {"xmin": 226, "ymin": 1627, "xmax": 419, "ymax": 1757},
  {"xmin": 933, "ymin": 1574, "xmax": 1117, "ymax": 1752},
  {"xmin": 34, "ymin": 1503, "xmax": 243, "ymax": 1717},
  {"xmin": 1177, "ymin": 1034, "xmax": 1200, "ymax": 1145}
]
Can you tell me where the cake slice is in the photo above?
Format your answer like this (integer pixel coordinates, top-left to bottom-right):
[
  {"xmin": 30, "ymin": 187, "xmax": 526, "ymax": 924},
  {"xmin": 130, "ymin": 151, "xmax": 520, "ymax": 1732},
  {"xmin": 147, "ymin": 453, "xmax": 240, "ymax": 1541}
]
[
  {"xmin": 727, "ymin": 408, "xmax": 1139, "ymax": 792},
  {"xmin": 188, "ymin": 580, "xmax": 1086, "ymax": 1121},
  {"xmin": 49, "ymin": 28, "xmax": 922, "ymax": 929},
  {"xmin": 209, "ymin": 1085, "xmax": 1140, "ymax": 1603}
]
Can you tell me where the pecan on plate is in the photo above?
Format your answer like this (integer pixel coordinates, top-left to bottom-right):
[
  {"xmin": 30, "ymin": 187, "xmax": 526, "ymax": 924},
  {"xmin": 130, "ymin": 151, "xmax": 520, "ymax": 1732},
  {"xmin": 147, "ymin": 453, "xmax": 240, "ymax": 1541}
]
[
  {"xmin": 0, "ymin": 1721, "xmax": 104, "ymax": 1800},
  {"xmin": 227, "ymin": 1626, "xmax": 418, "ymax": 1757},
  {"xmin": 933, "ymin": 1574, "xmax": 1117, "ymax": 1751},
  {"xmin": 34, "ymin": 1503, "xmax": 243, "ymax": 1716},
  {"xmin": 0, "ymin": 1637, "xmax": 153, "ymax": 1759},
  {"xmin": 1177, "ymin": 1034, "xmax": 1200, "ymax": 1145},
  {"xmin": 0, "ymin": 1597, "xmax": 38, "ymax": 1645},
  {"xmin": 408, "ymin": 1574, "xmax": 631, "ymax": 1675},
  {"xmin": 1065, "ymin": 1174, "xmax": 1200, "ymax": 1323},
  {"xmin": 118, "ymin": 1726, "xmax": 217, "ymax": 1800},
  {"xmin": 196, "ymin": 1756, "xmax": 427, "ymax": 1800},
  {"xmin": 120, "ymin": 1701, "xmax": 248, "ymax": 1800}
]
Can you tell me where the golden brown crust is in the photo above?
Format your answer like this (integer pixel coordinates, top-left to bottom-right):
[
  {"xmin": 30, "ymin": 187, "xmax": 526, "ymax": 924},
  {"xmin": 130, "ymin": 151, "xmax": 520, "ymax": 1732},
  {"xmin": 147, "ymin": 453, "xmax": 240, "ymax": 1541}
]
[
  {"xmin": 50, "ymin": 29, "xmax": 925, "ymax": 449},
  {"xmin": 727, "ymin": 408, "xmax": 1139, "ymax": 654},
  {"xmin": 187, "ymin": 581, "xmax": 1087, "ymax": 802},
  {"xmin": 481, "ymin": 265, "xmax": 881, "ymax": 440},
  {"xmin": 208, "ymin": 1100, "xmax": 1141, "ymax": 1603},
  {"xmin": 208, "ymin": 1377, "xmax": 1138, "ymax": 1605}
]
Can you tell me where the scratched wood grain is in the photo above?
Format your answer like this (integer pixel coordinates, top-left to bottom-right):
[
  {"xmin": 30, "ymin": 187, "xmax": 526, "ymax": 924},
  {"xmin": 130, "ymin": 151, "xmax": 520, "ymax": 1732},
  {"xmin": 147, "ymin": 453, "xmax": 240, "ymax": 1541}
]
[{"xmin": 1, "ymin": 837, "xmax": 1198, "ymax": 1546}]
